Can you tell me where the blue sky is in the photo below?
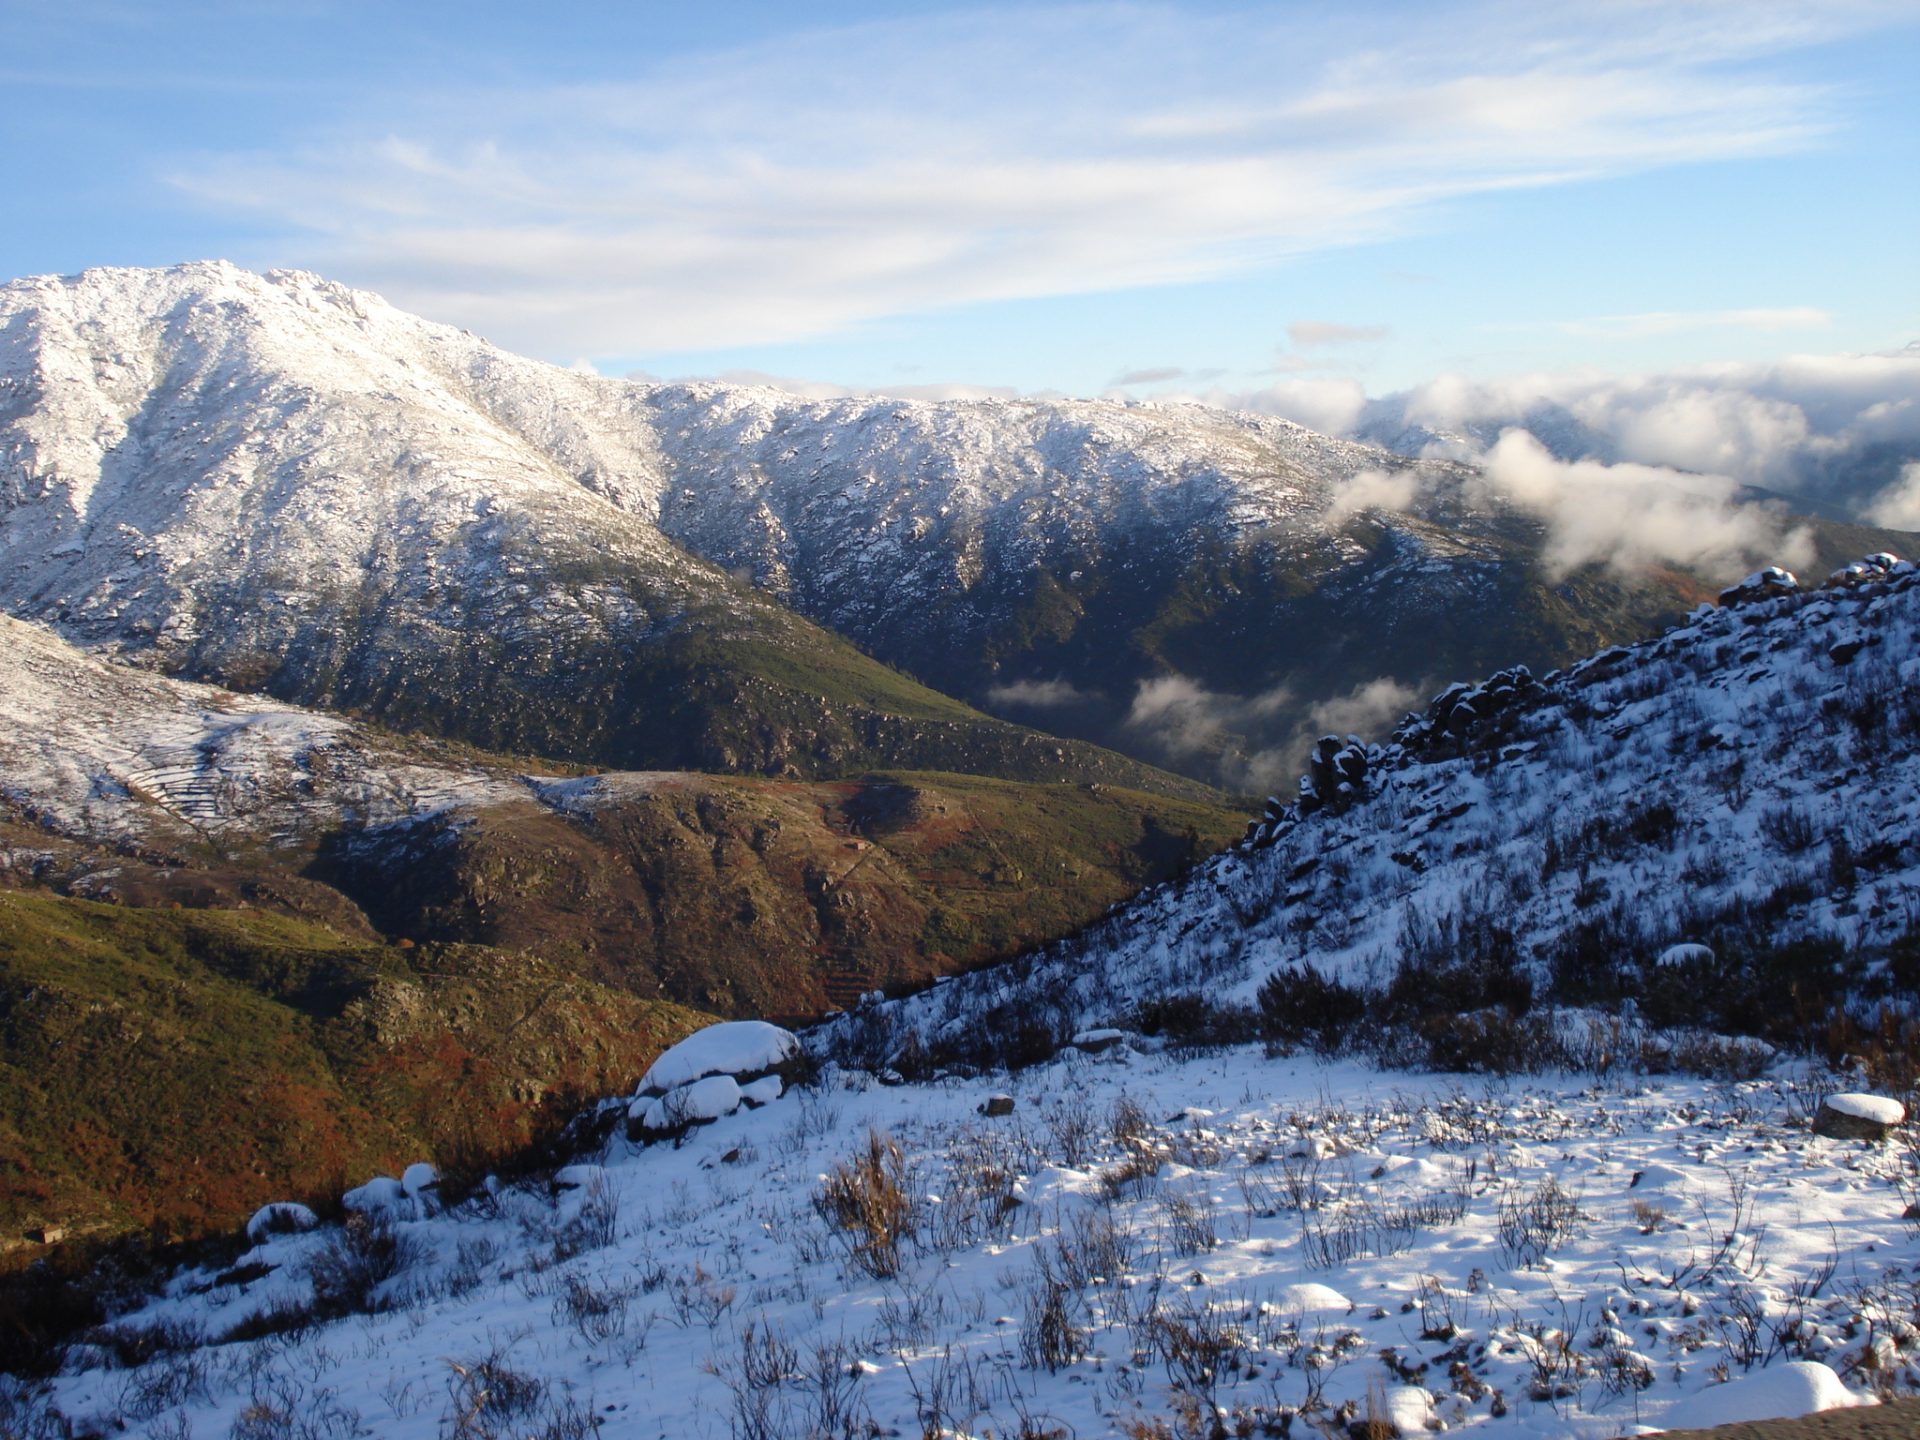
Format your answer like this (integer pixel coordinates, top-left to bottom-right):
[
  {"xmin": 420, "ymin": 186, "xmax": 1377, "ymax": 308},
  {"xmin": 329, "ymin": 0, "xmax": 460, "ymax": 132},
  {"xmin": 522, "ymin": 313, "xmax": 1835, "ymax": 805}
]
[{"xmin": 4, "ymin": 0, "xmax": 1916, "ymax": 403}]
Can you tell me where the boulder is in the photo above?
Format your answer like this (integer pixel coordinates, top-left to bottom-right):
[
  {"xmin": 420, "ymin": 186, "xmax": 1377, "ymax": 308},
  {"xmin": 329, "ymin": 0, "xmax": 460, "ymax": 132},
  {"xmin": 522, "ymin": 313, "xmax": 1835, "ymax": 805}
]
[
  {"xmin": 1813, "ymin": 1093, "xmax": 1905, "ymax": 1141},
  {"xmin": 981, "ymin": 1094, "xmax": 1016, "ymax": 1117},
  {"xmin": 342, "ymin": 1175, "xmax": 411, "ymax": 1219},
  {"xmin": 1655, "ymin": 943, "xmax": 1714, "ymax": 969},
  {"xmin": 1346, "ymin": 1385, "xmax": 1436, "ymax": 1438},
  {"xmin": 1718, "ymin": 566, "xmax": 1799, "ymax": 607},
  {"xmin": 740, "ymin": 1075, "xmax": 785, "ymax": 1107},
  {"xmin": 632, "ymin": 1073, "xmax": 745, "ymax": 1136},
  {"xmin": 639, "ymin": 1020, "xmax": 801, "ymax": 1095},
  {"xmin": 245, "ymin": 1202, "xmax": 319, "ymax": 1243}
]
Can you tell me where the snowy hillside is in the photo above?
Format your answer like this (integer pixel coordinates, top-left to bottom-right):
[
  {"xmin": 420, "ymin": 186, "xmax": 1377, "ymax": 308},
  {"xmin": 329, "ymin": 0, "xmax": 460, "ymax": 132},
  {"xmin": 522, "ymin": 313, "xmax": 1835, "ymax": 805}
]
[
  {"xmin": 0, "ymin": 613, "xmax": 521, "ymax": 852},
  {"xmin": 825, "ymin": 554, "xmax": 1920, "ymax": 1076},
  {"xmin": 10, "ymin": 1008, "xmax": 1916, "ymax": 1437}
]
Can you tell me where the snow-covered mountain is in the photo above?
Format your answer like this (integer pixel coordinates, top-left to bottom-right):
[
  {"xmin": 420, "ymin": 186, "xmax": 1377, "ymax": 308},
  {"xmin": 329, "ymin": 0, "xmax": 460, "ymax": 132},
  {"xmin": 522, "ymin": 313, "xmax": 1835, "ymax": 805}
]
[
  {"xmin": 0, "ymin": 262, "xmax": 1202, "ymax": 793},
  {"xmin": 827, "ymin": 553, "xmax": 1920, "ymax": 1074},
  {"xmin": 10, "ymin": 262, "xmax": 1895, "ymax": 789}
]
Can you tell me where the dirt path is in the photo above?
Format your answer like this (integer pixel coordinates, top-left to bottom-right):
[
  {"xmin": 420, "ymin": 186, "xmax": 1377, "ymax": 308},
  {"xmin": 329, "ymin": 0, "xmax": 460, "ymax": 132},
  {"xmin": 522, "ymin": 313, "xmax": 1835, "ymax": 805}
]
[{"xmin": 1640, "ymin": 1397, "xmax": 1920, "ymax": 1439}]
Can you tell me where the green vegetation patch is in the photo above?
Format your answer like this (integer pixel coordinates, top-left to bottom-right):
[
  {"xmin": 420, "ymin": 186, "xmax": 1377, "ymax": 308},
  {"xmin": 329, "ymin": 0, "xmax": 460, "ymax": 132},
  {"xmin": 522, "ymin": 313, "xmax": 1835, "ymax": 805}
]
[{"xmin": 0, "ymin": 892, "xmax": 709, "ymax": 1256}]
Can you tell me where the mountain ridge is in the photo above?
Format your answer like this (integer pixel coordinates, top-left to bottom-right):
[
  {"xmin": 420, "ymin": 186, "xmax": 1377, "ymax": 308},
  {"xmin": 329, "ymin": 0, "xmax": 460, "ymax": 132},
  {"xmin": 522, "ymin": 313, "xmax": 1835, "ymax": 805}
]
[{"xmin": 8, "ymin": 261, "xmax": 1907, "ymax": 791}]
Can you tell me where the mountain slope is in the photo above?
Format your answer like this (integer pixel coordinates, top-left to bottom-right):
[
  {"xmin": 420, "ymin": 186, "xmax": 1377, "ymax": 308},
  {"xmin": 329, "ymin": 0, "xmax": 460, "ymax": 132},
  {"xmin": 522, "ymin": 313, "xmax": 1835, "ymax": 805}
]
[
  {"xmin": 0, "ymin": 613, "xmax": 1239, "ymax": 1249},
  {"xmin": 0, "ymin": 614, "xmax": 1242, "ymax": 1018},
  {"xmin": 0, "ymin": 263, "xmax": 1206, "ymax": 796},
  {"xmin": 0, "ymin": 891, "xmax": 712, "ymax": 1253},
  {"xmin": 823, "ymin": 553, "xmax": 1920, "ymax": 1073}
]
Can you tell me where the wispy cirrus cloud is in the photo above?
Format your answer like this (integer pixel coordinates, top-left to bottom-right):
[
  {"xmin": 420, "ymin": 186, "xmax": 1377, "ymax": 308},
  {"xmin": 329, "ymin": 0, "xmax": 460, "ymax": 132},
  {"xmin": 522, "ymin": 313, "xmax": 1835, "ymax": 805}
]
[
  {"xmin": 1554, "ymin": 306, "xmax": 1832, "ymax": 339},
  {"xmin": 1287, "ymin": 321, "xmax": 1390, "ymax": 348},
  {"xmin": 164, "ymin": 2, "xmax": 1887, "ymax": 359}
]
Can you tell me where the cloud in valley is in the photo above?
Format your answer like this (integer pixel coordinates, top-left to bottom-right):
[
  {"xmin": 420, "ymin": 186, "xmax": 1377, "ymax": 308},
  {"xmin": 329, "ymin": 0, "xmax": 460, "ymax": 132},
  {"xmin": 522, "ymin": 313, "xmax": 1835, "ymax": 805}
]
[
  {"xmin": 1473, "ymin": 429, "xmax": 1813, "ymax": 577},
  {"xmin": 1863, "ymin": 461, "xmax": 1920, "ymax": 530},
  {"xmin": 1127, "ymin": 672, "xmax": 1428, "ymax": 792},
  {"xmin": 1363, "ymin": 347, "xmax": 1920, "ymax": 514},
  {"xmin": 163, "ymin": 3, "xmax": 1876, "ymax": 358},
  {"xmin": 985, "ymin": 678, "xmax": 1096, "ymax": 710},
  {"xmin": 1126, "ymin": 675, "xmax": 1295, "ymax": 765}
]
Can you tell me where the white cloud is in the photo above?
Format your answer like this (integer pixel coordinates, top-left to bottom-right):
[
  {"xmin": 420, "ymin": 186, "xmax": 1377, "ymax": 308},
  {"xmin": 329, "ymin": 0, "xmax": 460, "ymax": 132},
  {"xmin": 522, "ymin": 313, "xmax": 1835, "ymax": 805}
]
[
  {"xmin": 1361, "ymin": 347, "xmax": 1920, "ymax": 503},
  {"xmin": 1305, "ymin": 677, "xmax": 1423, "ymax": 742},
  {"xmin": 1126, "ymin": 675, "xmax": 1296, "ymax": 763},
  {"xmin": 985, "ymin": 678, "xmax": 1096, "ymax": 710},
  {"xmin": 1474, "ymin": 428, "xmax": 1812, "ymax": 578},
  {"xmin": 1288, "ymin": 321, "xmax": 1390, "ymax": 348},
  {"xmin": 163, "ymin": 2, "xmax": 1877, "ymax": 358},
  {"xmin": 1323, "ymin": 467, "xmax": 1425, "ymax": 525},
  {"xmin": 1863, "ymin": 461, "xmax": 1920, "ymax": 530},
  {"xmin": 1213, "ymin": 377, "xmax": 1371, "ymax": 437},
  {"xmin": 1127, "ymin": 672, "xmax": 1425, "ymax": 791}
]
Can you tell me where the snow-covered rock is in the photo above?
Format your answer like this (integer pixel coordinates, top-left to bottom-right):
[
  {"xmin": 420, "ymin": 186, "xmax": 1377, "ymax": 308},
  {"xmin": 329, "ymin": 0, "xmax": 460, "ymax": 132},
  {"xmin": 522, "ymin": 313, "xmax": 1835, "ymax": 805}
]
[
  {"xmin": 342, "ymin": 1175, "xmax": 410, "ymax": 1218},
  {"xmin": 639, "ymin": 1020, "xmax": 800, "ymax": 1095},
  {"xmin": 244, "ymin": 1201, "xmax": 319, "ymax": 1243},
  {"xmin": 1655, "ymin": 943, "xmax": 1714, "ymax": 969},
  {"xmin": 1814, "ymin": 1093, "xmax": 1906, "ymax": 1140},
  {"xmin": 634, "ymin": 1074, "xmax": 745, "ymax": 1134},
  {"xmin": 1269, "ymin": 1282, "xmax": 1351, "ymax": 1314},
  {"xmin": 1377, "ymin": 1384, "xmax": 1435, "ymax": 1436},
  {"xmin": 739, "ymin": 1076, "xmax": 785, "ymax": 1107},
  {"xmin": 1659, "ymin": 1360, "xmax": 1871, "ymax": 1429},
  {"xmin": 552, "ymin": 1164, "xmax": 606, "ymax": 1192}
]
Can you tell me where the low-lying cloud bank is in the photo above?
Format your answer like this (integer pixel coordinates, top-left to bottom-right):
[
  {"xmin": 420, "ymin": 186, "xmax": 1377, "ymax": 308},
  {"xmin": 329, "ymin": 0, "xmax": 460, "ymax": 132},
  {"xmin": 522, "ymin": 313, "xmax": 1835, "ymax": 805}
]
[
  {"xmin": 1231, "ymin": 345, "xmax": 1919, "ymax": 578},
  {"xmin": 1359, "ymin": 348, "xmax": 1920, "ymax": 500}
]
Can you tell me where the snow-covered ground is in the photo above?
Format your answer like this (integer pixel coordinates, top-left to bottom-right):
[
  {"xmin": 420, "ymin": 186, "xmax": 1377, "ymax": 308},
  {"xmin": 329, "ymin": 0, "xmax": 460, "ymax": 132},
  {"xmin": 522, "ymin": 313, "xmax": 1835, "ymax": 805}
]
[{"xmin": 15, "ymin": 1040, "xmax": 1916, "ymax": 1438}]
